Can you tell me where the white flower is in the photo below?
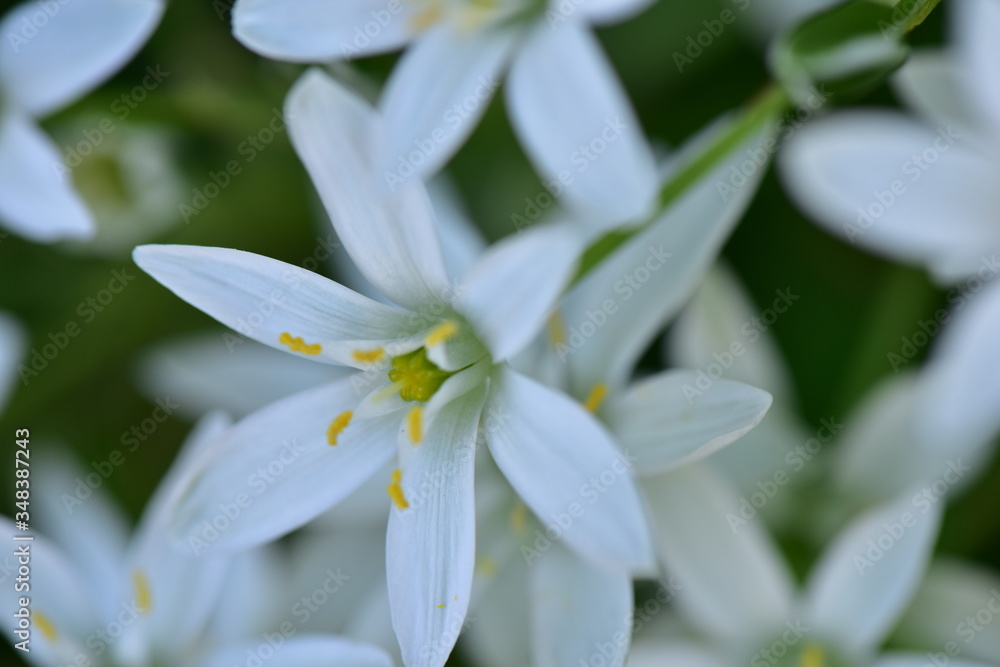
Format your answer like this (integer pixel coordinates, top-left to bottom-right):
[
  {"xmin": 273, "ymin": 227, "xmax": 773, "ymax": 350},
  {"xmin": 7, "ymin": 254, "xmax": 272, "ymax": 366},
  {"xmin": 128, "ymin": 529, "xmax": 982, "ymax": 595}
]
[
  {"xmin": 0, "ymin": 0, "xmax": 163, "ymax": 242},
  {"xmin": 0, "ymin": 415, "xmax": 393, "ymax": 667},
  {"xmin": 629, "ymin": 466, "xmax": 943, "ymax": 666},
  {"xmin": 779, "ymin": 0, "xmax": 1000, "ymax": 458},
  {"xmin": 134, "ymin": 69, "xmax": 654, "ymax": 667},
  {"xmin": 231, "ymin": 0, "xmax": 660, "ymax": 228},
  {"xmin": 460, "ymin": 120, "xmax": 777, "ymax": 667}
]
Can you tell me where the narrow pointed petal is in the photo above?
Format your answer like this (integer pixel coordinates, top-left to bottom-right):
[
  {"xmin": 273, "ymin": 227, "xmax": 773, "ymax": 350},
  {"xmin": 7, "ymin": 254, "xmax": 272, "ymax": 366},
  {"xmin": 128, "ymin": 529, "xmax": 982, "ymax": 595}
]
[
  {"xmin": 167, "ymin": 378, "xmax": 398, "ymax": 552},
  {"xmin": 531, "ymin": 542, "xmax": 633, "ymax": 667},
  {"xmin": 427, "ymin": 178, "xmax": 487, "ymax": 281},
  {"xmin": 286, "ymin": 69, "xmax": 452, "ymax": 310},
  {"xmin": 607, "ymin": 371, "xmax": 772, "ymax": 476},
  {"xmin": 456, "ymin": 222, "xmax": 584, "ymax": 361},
  {"xmin": 378, "ymin": 25, "xmax": 517, "ymax": 185},
  {"xmin": 233, "ymin": 0, "xmax": 418, "ymax": 62},
  {"xmin": 642, "ymin": 464, "xmax": 795, "ymax": 640},
  {"xmin": 955, "ymin": 0, "xmax": 1000, "ymax": 138},
  {"xmin": 0, "ymin": 0, "xmax": 163, "ymax": 117},
  {"xmin": 802, "ymin": 491, "xmax": 942, "ymax": 654},
  {"xmin": 133, "ymin": 244, "xmax": 422, "ymax": 368},
  {"xmin": 892, "ymin": 51, "xmax": 985, "ymax": 136},
  {"xmin": 485, "ymin": 367, "xmax": 655, "ymax": 572},
  {"xmin": 0, "ymin": 112, "xmax": 93, "ymax": 241},
  {"xmin": 506, "ymin": 21, "xmax": 657, "ymax": 227},
  {"xmin": 387, "ymin": 386, "xmax": 486, "ymax": 667}
]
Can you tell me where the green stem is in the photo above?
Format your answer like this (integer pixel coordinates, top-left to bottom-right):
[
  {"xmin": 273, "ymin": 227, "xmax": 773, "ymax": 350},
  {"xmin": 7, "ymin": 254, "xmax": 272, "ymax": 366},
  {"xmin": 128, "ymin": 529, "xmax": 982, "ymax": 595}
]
[
  {"xmin": 896, "ymin": 0, "xmax": 941, "ymax": 33},
  {"xmin": 571, "ymin": 83, "xmax": 791, "ymax": 286}
]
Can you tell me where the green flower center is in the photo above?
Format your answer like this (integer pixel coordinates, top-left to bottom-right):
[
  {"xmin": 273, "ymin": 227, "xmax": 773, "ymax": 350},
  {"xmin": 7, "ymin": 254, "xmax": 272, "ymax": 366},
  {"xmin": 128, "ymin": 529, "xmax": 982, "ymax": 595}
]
[{"xmin": 388, "ymin": 347, "xmax": 454, "ymax": 402}]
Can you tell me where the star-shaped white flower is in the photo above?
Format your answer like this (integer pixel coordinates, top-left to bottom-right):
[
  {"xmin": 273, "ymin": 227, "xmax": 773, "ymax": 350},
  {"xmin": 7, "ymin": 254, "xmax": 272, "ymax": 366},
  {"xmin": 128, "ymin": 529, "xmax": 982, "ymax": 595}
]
[
  {"xmin": 779, "ymin": 0, "xmax": 1000, "ymax": 461},
  {"xmin": 628, "ymin": 466, "xmax": 943, "ymax": 667},
  {"xmin": 0, "ymin": 0, "xmax": 163, "ymax": 242},
  {"xmin": 0, "ymin": 415, "xmax": 393, "ymax": 667},
  {"xmin": 231, "ymin": 0, "xmax": 659, "ymax": 229},
  {"xmin": 134, "ymin": 69, "xmax": 655, "ymax": 667}
]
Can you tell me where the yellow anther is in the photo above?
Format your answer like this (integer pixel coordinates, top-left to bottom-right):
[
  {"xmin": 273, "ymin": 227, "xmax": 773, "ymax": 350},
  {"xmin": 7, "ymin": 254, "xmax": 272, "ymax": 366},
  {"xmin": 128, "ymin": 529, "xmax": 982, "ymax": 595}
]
[
  {"xmin": 327, "ymin": 411, "xmax": 353, "ymax": 446},
  {"xmin": 34, "ymin": 611, "xmax": 57, "ymax": 642},
  {"xmin": 799, "ymin": 644, "xmax": 826, "ymax": 667},
  {"xmin": 436, "ymin": 603, "xmax": 445, "ymax": 608},
  {"xmin": 352, "ymin": 347, "xmax": 385, "ymax": 364},
  {"xmin": 407, "ymin": 407, "xmax": 424, "ymax": 444},
  {"xmin": 388, "ymin": 469, "xmax": 410, "ymax": 510},
  {"xmin": 510, "ymin": 502, "xmax": 528, "ymax": 534},
  {"xmin": 279, "ymin": 332, "xmax": 322, "ymax": 355},
  {"xmin": 547, "ymin": 311, "xmax": 566, "ymax": 346},
  {"xmin": 133, "ymin": 570, "xmax": 152, "ymax": 614},
  {"xmin": 583, "ymin": 383, "xmax": 608, "ymax": 413},
  {"xmin": 426, "ymin": 320, "xmax": 459, "ymax": 346}
]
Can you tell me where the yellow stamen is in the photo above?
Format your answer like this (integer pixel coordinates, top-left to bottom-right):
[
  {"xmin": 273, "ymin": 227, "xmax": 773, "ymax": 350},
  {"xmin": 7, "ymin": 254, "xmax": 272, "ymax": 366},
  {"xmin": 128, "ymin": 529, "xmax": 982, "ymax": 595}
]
[
  {"xmin": 407, "ymin": 407, "xmax": 424, "ymax": 444},
  {"xmin": 426, "ymin": 320, "xmax": 459, "ymax": 346},
  {"xmin": 133, "ymin": 570, "xmax": 152, "ymax": 614},
  {"xmin": 799, "ymin": 644, "xmax": 826, "ymax": 667},
  {"xmin": 547, "ymin": 311, "xmax": 566, "ymax": 346},
  {"xmin": 34, "ymin": 611, "xmax": 57, "ymax": 642},
  {"xmin": 387, "ymin": 469, "xmax": 410, "ymax": 510},
  {"xmin": 583, "ymin": 383, "xmax": 608, "ymax": 413},
  {"xmin": 352, "ymin": 347, "xmax": 385, "ymax": 364},
  {"xmin": 327, "ymin": 411, "xmax": 353, "ymax": 446},
  {"xmin": 510, "ymin": 502, "xmax": 528, "ymax": 534},
  {"xmin": 410, "ymin": 0, "xmax": 443, "ymax": 32},
  {"xmin": 279, "ymin": 332, "xmax": 322, "ymax": 355}
]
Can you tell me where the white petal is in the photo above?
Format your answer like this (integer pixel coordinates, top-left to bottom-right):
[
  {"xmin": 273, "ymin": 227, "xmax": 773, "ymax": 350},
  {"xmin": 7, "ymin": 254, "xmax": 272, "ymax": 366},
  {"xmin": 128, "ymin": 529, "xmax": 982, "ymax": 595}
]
[
  {"xmin": 378, "ymin": 25, "xmax": 517, "ymax": 184},
  {"xmin": 506, "ymin": 20, "xmax": 657, "ymax": 227},
  {"xmin": 286, "ymin": 69, "xmax": 452, "ymax": 310},
  {"xmin": 561, "ymin": 123, "xmax": 770, "ymax": 395},
  {"xmin": 607, "ymin": 371, "xmax": 772, "ymax": 476},
  {"xmin": 0, "ymin": 312, "xmax": 26, "ymax": 411},
  {"xmin": 167, "ymin": 378, "xmax": 398, "ymax": 552},
  {"xmin": 891, "ymin": 50, "xmax": 985, "ymax": 136},
  {"xmin": 138, "ymin": 333, "xmax": 346, "ymax": 419},
  {"xmin": 626, "ymin": 641, "xmax": 727, "ymax": 667},
  {"xmin": 0, "ymin": 111, "xmax": 93, "ymax": 241},
  {"xmin": 955, "ymin": 0, "xmax": 1000, "ymax": 138},
  {"xmin": 456, "ymin": 221, "xmax": 584, "ymax": 361},
  {"xmin": 779, "ymin": 111, "xmax": 1000, "ymax": 279},
  {"xmin": 233, "ymin": 0, "xmax": 417, "ymax": 62},
  {"xmin": 802, "ymin": 491, "xmax": 942, "ymax": 654},
  {"xmin": 133, "ymin": 244, "xmax": 423, "ymax": 368},
  {"xmin": 892, "ymin": 559, "xmax": 1000, "ymax": 664},
  {"xmin": 462, "ymin": 549, "xmax": 531, "ymax": 667},
  {"xmin": 201, "ymin": 635, "xmax": 393, "ymax": 667},
  {"xmin": 0, "ymin": 0, "xmax": 163, "ymax": 117},
  {"xmin": 531, "ymin": 542, "xmax": 633, "ymax": 667},
  {"xmin": 208, "ymin": 545, "xmax": 286, "ymax": 643},
  {"xmin": 0, "ymin": 517, "xmax": 96, "ymax": 664},
  {"xmin": 666, "ymin": 263, "xmax": 795, "ymax": 401},
  {"xmin": 877, "ymin": 656, "xmax": 992, "ymax": 667},
  {"xmin": 427, "ymin": 178, "xmax": 487, "ymax": 281},
  {"xmin": 387, "ymin": 386, "xmax": 486, "ymax": 667},
  {"xmin": 576, "ymin": 0, "xmax": 659, "ymax": 25},
  {"xmin": 485, "ymin": 367, "xmax": 655, "ymax": 572},
  {"xmin": 642, "ymin": 464, "xmax": 795, "ymax": 641},
  {"xmin": 916, "ymin": 282, "xmax": 1000, "ymax": 455}
]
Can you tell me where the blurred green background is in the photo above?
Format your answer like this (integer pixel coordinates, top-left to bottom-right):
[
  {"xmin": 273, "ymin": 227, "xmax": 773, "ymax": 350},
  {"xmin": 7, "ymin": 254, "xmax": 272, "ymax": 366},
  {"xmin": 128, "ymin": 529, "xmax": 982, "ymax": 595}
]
[{"xmin": 1, "ymin": 0, "xmax": 996, "ymax": 664}]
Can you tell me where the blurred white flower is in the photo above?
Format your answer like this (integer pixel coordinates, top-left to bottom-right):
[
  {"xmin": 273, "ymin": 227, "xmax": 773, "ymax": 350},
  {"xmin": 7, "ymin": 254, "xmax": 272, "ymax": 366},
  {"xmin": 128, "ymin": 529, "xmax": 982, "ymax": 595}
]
[
  {"xmin": 0, "ymin": 415, "xmax": 393, "ymax": 667},
  {"xmin": 232, "ymin": 0, "xmax": 660, "ymax": 229},
  {"xmin": 134, "ymin": 69, "xmax": 654, "ymax": 667},
  {"xmin": 629, "ymin": 466, "xmax": 943, "ymax": 666},
  {"xmin": 0, "ymin": 311, "xmax": 26, "ymax": 412},
  {"xmin": 0, "ymin": 0, "xmax": 163, "ymax": 242},
  {"xmin": 779, "ymin": 0, "xmax": 1000, "ymax": 460}
]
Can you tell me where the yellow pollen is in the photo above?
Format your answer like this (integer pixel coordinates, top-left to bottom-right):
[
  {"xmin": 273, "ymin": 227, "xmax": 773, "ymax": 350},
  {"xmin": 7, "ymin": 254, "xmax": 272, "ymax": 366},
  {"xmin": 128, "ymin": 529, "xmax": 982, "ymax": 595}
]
[
  {"xmin": 410, "ymin": 0, "xmax": 443, "ymax": 32},
  {"xmin": 510, "ymin": 502, "xmax": 528, "ymax": 534},
  {"xmin": 352, "ymin": 347, "xmax": 385, "ymax": 364},
  {"xmin": 426, "ymin": 320, "xmax": 459, "ymax": 346},
  {"xmin": 547, "ymin": 311, "xmax": 566, "ymax": 346},
  {"xmin": 798, "ymin": 644, "xmax": 825, "ymax": 667},
  {"xmin": 279, "ymin": 332, "xmax": 322, "ymax": 355},
  {"xmin": 133, "ymin": 570, "xmax": 152, "ymax": 614},
  {"xmin": 388, "ymin": 469, "xmax": 410, "ymax": 510},
  {"xmin": 34, "ymin": 611, "xmax": 57, "ymax": 642},
  {"xmin": 407, "ymin": 407, "xmax": 424, "ymax": 444},
  {"xmin": 583, "ymin": 384, "xmax": 608, "ymax": 413},
  {"xmin": 436, "ymin": 604, "xmax": 445, "ymax": 608},
  {"xmin": 327, "ymin": 411, "xmax": 353, "ymax": 446}
]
